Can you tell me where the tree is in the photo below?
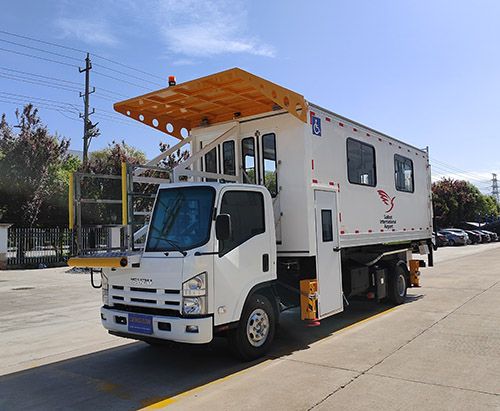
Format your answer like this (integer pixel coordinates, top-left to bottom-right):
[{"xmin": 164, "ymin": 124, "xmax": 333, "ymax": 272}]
[
  {"xmin": 0, "ymin": 104, "xmax": 78, "ymax": 227},
  {"xmin": 432, "ymin": 178, "xmax": 500, "ymax": 228}
]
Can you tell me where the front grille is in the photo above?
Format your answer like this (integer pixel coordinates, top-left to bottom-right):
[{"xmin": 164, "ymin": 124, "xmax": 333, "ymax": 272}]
[
  {"xmin": 131, "ymin": 298, "xmax": 157, "ymax": 304},
  {"xmin": 111, "ymin": 303, "xmax": 181, "ymax": 317},
  {"xmin": 108, "ymin": 283, "xmax": 181, "ymax": 312},
  {"xmin": 130, "ymin": 287, "xmax": 157, "ymax": 293}
]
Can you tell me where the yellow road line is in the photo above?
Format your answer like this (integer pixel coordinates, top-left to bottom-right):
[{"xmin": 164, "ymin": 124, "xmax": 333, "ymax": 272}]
[{"xmin": 140, "ymin": 305, "xmax": 399, "ymax": 409}]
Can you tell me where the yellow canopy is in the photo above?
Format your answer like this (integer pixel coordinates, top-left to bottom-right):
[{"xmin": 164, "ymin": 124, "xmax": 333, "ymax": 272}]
[{"xmin": 114, "ymin": 67, "xmax": 307, "ymax": 140}]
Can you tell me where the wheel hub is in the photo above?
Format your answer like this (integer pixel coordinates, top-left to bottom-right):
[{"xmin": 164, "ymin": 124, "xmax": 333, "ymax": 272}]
[{"xmin": 246, "ymin": 308, "xmax": 269, "ymax": 347}]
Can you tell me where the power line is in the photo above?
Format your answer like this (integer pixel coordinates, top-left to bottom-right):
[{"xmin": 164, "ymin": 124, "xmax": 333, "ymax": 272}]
[
  {"xmin": 0, "ymin": 47, "xmax": 78, "ymax": 68},
  {"xmin": 430, "ymin": 158, "xmax": 488, "ymax": 182},
  {"xmin": 0, "ymin": 92, "xmax": 79, "ymax": 110},
  {"xmin": 0, "ymin": 66, "xmax": 82, "ymax": 86},
  {"xmin": 93, "ymin": 63, "xmax": 164, "ymax": 87},
  {"xmin": 0, "ymin": 38, "xmax": 81, "ymax": 62},
  {"xmin": 91, "ymin": 54, "xmax": 165, "ymax": 81},
  {"xmin": 0, "ymin": 29, "xmax": 165, "ymax": 81},
  {"xmin": 0, "ymin": 38, "xmax": 163, "ymax": 88},
  {"xmin": 0, "ymin": 72, "xmax": 81, "ymax": 92},
  {"xmin": 0, "ymin": 29, "xmax": 85, "ymax": 54},
  {"xmin": 93, "ymin": 70, "xmax": 153, "ymax": 90}
]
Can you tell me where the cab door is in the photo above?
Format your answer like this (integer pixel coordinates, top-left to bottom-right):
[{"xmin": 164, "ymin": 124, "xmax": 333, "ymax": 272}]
[
  {"xmin": 212, "ymin": 187, "xmax": 274, "ymax": 326},
  {"xmin": 314, "ymin": 190, "xmax": 343, "ymax": 318}
]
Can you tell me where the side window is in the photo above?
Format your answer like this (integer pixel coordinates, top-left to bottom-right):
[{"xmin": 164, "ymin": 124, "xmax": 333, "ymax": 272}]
[
  {"xmin": 321, "ymin": 210, "xmax": 333, "ymax": 242},
  {"xmin": 204, "ymin": 147, "xmax": 217, "ymax": 182},
  {"xmin": 262, "ymin": 133, "xmax": 277, "ymax": 197},
  {"xmin": 219, "ymin": 191, "xmax": 265, "ymax": 256},
  {"xmin": 241, "ymin": 137, "xmax": 256, "ymax": 184},
  {"xmin": 394, "ymin": 154, "xmax": 414, "ymax": 192},
  {"xmin": 223, "ymin": 141, "xmax": 236, "ymax": 176},
  {"xmin": 347, "ymin": 138, "xmax": 376, "ymax": 187}
]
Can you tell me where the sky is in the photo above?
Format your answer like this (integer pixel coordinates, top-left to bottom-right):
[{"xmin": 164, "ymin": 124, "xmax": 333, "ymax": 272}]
[{"xmin": 1, "ymin": 0, "xmax": 500, "ymax": 195}]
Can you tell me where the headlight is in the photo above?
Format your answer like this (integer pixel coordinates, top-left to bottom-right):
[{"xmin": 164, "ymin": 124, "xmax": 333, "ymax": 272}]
[
  {"xmin": 183, "ymin": 272, "xmax": 207, "ymax": 297},
  {"xmin": 182, "ymin": 273, "xmax": 207, "ymax": 315},
  {"xmin": 183, "ymin": 297, "xmax": 207, "ymax": 315},
  {"xmin": 102, "ymin": 273, "xmax": 109, "ymax": 305}
]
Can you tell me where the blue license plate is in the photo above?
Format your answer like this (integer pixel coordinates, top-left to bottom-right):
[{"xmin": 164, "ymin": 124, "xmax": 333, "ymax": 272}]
[{"xmin": 128, "ymin": 313, "xmax": 153, "ymax": 335}]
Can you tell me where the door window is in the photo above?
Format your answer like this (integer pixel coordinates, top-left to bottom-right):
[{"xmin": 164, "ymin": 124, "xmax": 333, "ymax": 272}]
[
  {"xmin": 223, "ymin": 140, "xmax": 236, "ymax": 176},
  {"xmin": 262, "ymin": 133, "xmax": 277, "ymax": 197},
  {"xmin": 321, "ymin": 210, "xmax": 333, "ymax": 242},
  {"xmin": 241, "ymin": 137, "xmax": 256, "ymax": 184},
  {"xmin": 219, "ymin": 190, "xmax": 265, "ymax": 256}
]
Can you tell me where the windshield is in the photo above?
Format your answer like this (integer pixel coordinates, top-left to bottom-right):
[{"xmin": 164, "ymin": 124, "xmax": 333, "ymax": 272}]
[{"xmin": 146, "ymin": 186, "xmax": 215, "ymax": 252}]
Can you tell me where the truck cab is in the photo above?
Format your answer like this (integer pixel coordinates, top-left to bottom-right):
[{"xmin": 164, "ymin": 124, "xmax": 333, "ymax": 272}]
[{"xmin": 100, "ymin": 183, "xmax": 278, "ymax": 359}]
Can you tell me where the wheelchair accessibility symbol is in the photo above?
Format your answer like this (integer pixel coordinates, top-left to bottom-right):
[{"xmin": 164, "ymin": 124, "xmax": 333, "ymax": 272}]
[{"xmin": 311, "ymin": 115, "xmax": 321, "ymax": 136}]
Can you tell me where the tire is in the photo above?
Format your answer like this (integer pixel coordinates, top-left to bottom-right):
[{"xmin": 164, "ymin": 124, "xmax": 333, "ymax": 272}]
[
  {"xmin": 448, "ymin": 239, "xmax": 455, "ymax": 246},
  {"xmin": 228, "ymin": 294, "xmax": 276, "ymax": 361},
  {"xmin": 387, "ymin": 264, "xmax": 407, "ymax": 305}
]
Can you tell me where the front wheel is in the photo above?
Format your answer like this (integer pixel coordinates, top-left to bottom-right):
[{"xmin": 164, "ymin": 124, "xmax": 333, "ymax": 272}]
[
  {"xmin": 228, "ymin": 294, "xmax": 276, "ymax": 361},
  {"xmin": 387, "ymin": 264, "xmax": 407, "ymax": 305}
]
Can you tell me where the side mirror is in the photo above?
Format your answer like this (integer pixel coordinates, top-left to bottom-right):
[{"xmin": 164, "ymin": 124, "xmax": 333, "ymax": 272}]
[{"xmin": 216, "ymin": 214, "xmax": 232, "ymax": 241}]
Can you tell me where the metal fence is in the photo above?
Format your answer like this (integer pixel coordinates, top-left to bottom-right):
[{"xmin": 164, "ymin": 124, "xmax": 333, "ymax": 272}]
[
  {"xmin": 7, "ymin": 228, "xmax": 76, "ymax": 267},
  {"xmin": 7, "ymin": 226, "xmax": 127, "ymax": 267}
]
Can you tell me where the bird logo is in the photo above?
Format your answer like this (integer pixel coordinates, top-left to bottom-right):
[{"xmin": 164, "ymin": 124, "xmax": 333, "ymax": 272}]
[{"xmin": 378, "ymin": 190, "xmax": 396, "ymax": 213}]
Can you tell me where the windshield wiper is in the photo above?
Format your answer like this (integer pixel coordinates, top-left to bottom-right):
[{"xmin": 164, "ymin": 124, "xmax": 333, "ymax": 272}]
[{"xmin": 162, "ymin": 239, "xmax": 187, "ymax": 257}]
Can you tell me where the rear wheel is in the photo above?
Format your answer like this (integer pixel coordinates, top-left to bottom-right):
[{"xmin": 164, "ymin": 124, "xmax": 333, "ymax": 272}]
[
  {"xmin": 388, "ymin": 264, "xmax": 407, "ymax": 305},
  {"xmin": 228, "ymin": 294, "xmax": 276, "ymax": 361}
]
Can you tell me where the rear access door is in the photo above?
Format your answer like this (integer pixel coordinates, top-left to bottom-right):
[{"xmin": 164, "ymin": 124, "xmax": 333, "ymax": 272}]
[{"xmin": 314, "ymin": 190, "xmax": 343, "ymax": 318}]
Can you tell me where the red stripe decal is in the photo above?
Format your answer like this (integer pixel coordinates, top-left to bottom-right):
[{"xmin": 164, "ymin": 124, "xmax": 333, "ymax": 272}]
[
  {"xmin": 339, "ymin": 213, "xmax": 342, "ymax": 222},
  {"xmin": 312, "ymin": 159, "xmax": 314, "ymax": 170}
]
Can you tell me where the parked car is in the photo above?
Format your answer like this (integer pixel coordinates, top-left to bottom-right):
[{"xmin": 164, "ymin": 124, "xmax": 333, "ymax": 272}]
[
  {"xmin": 465, "ymin": 230, "xmax": 481, "ymax": 244},
  {"xmin": 482, "ymin": 230, "xmax": 498, "ymax": 241},
  {"xmin": 440, "ymin": 229, "xmax": 469, "ymax": 246},
  {"xmin": 473, "ymin": 230, "xmax": 491, "ymax": 243},
  {"xmin": 435, "ymin": 231, "xmax": 450, "ymax": 247}
]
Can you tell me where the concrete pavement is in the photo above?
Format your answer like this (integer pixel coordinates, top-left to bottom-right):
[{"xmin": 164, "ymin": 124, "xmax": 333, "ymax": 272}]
[{"xmin": 1, "ymin": 243, "xmax": 500, "ymax": 410}]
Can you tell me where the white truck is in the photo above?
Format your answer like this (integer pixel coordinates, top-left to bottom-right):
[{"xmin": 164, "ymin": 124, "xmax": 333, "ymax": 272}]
[{"xmin": 69, "ymin": 68, "xmax": 433, "ymax": 360}]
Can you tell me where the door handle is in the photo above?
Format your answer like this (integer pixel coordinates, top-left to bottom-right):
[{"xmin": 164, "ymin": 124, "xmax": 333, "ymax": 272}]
[{"xmin": 333, "ymin": 247, "xmax": 341, "ymax": 252}]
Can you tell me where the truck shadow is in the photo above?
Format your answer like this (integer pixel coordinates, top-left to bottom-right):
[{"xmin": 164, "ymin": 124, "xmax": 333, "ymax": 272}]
[{"xmin": 0, "ymin": 300, "xmax": 397, "ymax": 411}]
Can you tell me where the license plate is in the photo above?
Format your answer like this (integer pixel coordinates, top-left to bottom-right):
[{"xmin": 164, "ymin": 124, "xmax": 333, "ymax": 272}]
[{"xmin": 128, "ymin": 313, "xmax": 153, "ymax": 335}]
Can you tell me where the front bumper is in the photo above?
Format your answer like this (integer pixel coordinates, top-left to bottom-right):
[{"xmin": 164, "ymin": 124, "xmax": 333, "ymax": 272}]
[{"xmin": 101, "ymin": 306, "xmax": 213, "ymax": 344}]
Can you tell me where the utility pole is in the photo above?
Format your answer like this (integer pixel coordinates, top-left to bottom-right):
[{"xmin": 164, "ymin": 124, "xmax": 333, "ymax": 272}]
[
  {"xmin": 492, "ymin": 173, "xmax": 499, "ymax": 203},
  {"xmin": 79, "ymin": 53, "xmax": 95, "ymax": 167}
]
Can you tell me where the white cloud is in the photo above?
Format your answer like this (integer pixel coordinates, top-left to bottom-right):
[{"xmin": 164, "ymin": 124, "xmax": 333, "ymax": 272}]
[
  {"xmin": 55, "ymin": 18, "xmax": 119, "ymax": 46},
  {"xmin": 152, "ymin": 0, "xmax": 275, "ymax": 58}
]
